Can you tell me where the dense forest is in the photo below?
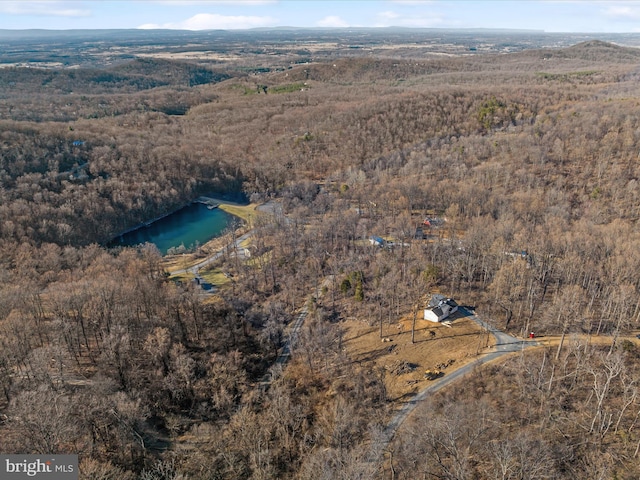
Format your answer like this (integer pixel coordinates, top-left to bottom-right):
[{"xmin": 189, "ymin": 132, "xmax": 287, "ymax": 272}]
[{"xmin": 2, "ymin": 31, "xmax": 640, "ymax": 479}]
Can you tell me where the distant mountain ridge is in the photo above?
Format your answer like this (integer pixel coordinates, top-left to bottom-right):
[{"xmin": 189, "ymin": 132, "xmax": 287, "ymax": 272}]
[{"xmin": 546, "ymin": 39, "xmax": 640, "ymax": 62}]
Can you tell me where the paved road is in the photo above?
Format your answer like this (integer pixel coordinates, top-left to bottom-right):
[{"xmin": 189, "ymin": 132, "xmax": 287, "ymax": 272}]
[
  {"xmin": 172, "ymin": 231, "xmax": 254, "ymax": 277},
  {"xmin": 170, "ymin": 201, "xmax": 278, "ymax": 277},
  {"xmin": 369, "ymin": 307, "xmax": 537, "ymax": 464}
]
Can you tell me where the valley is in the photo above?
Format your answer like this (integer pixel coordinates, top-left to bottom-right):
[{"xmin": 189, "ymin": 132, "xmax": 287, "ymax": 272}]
[{"xmin": 2, "ymin": 28, "xmax": 640, "ymax": 479}]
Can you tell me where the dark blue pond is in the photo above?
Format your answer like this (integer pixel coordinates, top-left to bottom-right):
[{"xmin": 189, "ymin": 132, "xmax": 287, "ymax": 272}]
[{"xmin": 111, "ymin": 202, "xmax": 236, "ymax": 255}]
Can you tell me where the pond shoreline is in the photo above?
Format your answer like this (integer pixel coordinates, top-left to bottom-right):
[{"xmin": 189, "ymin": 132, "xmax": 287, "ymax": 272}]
[
  {"xmin": 107, "ymin": 193, "xmax": 249, "ymax": 253},
  {"xmin": 109, "ymin": 193, "xmax": 249, "ymax": 243},
  {"xmin": 111, "ymin": 201, "xmax": 192, "ymax": 241}
]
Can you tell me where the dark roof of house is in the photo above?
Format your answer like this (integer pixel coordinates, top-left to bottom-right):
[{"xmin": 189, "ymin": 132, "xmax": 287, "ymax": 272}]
[
  {"xmin": 427, "ymin": 295, "xmax": 458, "ymax": 317},
  {"xmin": 428, "ymin": 294, "xmax": 447, "ymax": 308}
]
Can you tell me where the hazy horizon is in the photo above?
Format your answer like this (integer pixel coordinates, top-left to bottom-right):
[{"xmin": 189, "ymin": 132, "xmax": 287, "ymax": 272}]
[{"xmin": 1, "ymin": 1, "xmax": 640, "ymax": 33}]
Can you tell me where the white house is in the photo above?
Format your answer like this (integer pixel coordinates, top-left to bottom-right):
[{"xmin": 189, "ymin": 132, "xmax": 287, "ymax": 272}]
[{"xmin": 424, "ymin": 294, "xmax": 459, "ymax": 322}]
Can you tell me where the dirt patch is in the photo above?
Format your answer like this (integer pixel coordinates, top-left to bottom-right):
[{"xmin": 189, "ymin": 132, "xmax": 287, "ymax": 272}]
[
  {"xmin": 533, "ymin": 333, "xmax": 640, "ymax": 349},
  {"xmin": 342, "ymin": 311, "xmax": 487, "ymax": 403}
]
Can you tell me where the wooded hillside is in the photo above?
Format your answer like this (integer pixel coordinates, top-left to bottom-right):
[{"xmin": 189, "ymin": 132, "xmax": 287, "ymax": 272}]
[{"xmin": 2, "ymin": 34, "xmax": 640, "ymax": 478}]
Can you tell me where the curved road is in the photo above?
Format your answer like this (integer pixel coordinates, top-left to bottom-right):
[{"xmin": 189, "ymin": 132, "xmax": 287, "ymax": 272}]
[
  {"xmin": 171, "ymin": 230, "xmax": 254, "ymax": 277},
  {"xmin": 167, "ymin": 200, "xmax": 308, "ymax": 387},
  {"xmin": 171, "ymin": 201, "xmax": 278, "ymax": 277},
  {"xmin": 170, "ymin": 202, "xmax": 534, "ymax": 458},
  {"xmin": 170, "ymin": 203, "xmax": 535, "ymax": 452},
  {"xmin": 370, "ymin": 307, "xmax": 537, "ymax": 463}
]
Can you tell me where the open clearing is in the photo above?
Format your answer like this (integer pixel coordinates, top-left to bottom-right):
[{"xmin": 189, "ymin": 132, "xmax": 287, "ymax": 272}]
[
  {"xmin": 344, "ymin": 312, "xmax": 640, "ymax": 413},
  {"xmin": 342, "ymin": 311, "xmax": 487, "ymax": 404}
]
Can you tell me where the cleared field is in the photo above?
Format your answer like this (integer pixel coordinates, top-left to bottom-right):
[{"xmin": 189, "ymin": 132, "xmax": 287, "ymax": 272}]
[{"xmin": 342, "ymin": 311, "xmax": 487, "ymax": 403}]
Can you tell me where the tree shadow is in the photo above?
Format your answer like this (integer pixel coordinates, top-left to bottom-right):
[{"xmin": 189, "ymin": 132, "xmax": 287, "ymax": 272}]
[
  {"xmin": 352, "ymin": 343, "xmax": 398, "ymax": 363},
  {"xmin": 389, "ymin": 390, "xmax": 421, "ymax": 404},
  {"xmin": 411, "ymin": 330, "xmax": 484, "ymax": 345},
  {"xmin": 343, "ymin": 325, "xmax": 379, "ymax": 343}
]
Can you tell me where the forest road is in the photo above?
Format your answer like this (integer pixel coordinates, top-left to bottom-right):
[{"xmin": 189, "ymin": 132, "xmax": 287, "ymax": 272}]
[
  {"xmin": 370, "ymin": 307, "xmax": 537, "ymax": 464},
  {"xmin": 170, "ymin": 199, "xmax": 305, "ymax": 387},
  {"xmin": 259, "ymin": 305, "xmax": 309, "ymax": 388}
]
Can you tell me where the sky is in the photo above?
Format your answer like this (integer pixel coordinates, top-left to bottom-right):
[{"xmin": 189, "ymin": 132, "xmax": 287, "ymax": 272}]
[{"xmin": 1, "ymin": 0, "xmax": 640, "ymax": 33}]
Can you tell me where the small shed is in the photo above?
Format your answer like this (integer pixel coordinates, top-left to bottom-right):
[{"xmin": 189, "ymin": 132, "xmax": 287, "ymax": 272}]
[
  {"xmin": 369, "ymin": 236, "xmax": 385, "ymax": 247},
  {"xmin": 424, "ymin": 294, "xmax": 458, "ymax": 322}
]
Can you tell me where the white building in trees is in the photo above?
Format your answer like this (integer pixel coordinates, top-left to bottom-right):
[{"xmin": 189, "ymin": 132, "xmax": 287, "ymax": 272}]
[{"xmin": 424, "ymin": 294, "xmax": 458, "ymax": 322}]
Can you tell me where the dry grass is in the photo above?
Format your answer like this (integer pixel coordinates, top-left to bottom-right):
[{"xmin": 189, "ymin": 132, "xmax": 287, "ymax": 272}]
[
  {"xmin": 341, "ymin": 311, "xmax": 486, "ymax": 403},
  {"xmin": 342, "ymin": 307, "xmax": 640, "ymax": 413},
  {"xmin": 163, "ymin": 201, "xmax": 257, "ymax": 276},
  {"xmin": 218, "ymin": 202, "xmax": 260, "ymax": 224},
  {"xmin": 533, "ymin": 332, "xmax": 640, "ymax": 349},
  {"xmin": 199, "ymin": 267, "xmax": 231, "ymax": 286}
]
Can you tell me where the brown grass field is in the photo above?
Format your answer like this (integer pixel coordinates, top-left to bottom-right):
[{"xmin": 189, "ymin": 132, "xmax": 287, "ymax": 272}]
[{"xmin": 342, "ymin": 311, "xmax": 488, "ymax": 403}]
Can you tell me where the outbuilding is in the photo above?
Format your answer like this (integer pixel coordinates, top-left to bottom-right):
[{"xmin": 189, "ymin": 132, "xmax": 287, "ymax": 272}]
[{"xmin": 369, "ymin": 236, "xmax": 385, "ymax": 247}]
